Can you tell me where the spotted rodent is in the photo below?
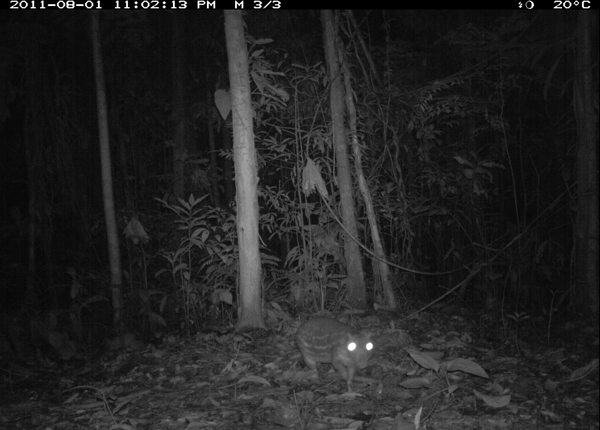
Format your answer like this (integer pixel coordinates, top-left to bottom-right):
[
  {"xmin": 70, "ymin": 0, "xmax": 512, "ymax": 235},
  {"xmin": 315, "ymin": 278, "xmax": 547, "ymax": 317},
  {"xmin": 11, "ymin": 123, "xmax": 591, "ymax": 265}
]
[{"xmin": 295, "ymin": 317, "xmax": 374, "ymax": 392}]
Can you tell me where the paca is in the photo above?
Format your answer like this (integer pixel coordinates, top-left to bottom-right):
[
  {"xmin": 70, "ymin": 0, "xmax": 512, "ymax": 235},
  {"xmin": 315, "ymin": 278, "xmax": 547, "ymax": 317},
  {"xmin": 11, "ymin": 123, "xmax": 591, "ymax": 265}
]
[{"xmin": 295, "ymin": 317, "xmax": 373, "ymax": 391}]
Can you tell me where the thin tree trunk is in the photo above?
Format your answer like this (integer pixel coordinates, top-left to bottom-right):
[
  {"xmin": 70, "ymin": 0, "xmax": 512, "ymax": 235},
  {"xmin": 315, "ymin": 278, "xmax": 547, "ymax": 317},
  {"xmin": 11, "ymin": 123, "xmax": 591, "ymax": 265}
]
[
  {"xmin": 207, "ymin": 83, "xmax": 221, "ymax": 206},
  {"xmin": 321, "ymin": 10, "xmax": 366, "ymax": 309},
  {"xmin": 25, "ymin": 141, "xmax": 37, "ymax": 305},
  {"xmin": 172, "ymin": 13, "xmax": 186, "ymax": 199},
  {"xmin": 91, "ymin": 12, "xmax": 123, "ymax": 328},
  {"xmin": 224, "ymin": 11, "xmax": 265, "ymax": 329},
  {"xmin": 339, "ymin": 31, "xmax": 395, "ymax": 309},
  {"xmin": 573, "ymin": 11, "xmax": 599, "ymax": 314},
  {"xmin": 24, "ymin": 46, "xmax": 43, "ymax": 307}
]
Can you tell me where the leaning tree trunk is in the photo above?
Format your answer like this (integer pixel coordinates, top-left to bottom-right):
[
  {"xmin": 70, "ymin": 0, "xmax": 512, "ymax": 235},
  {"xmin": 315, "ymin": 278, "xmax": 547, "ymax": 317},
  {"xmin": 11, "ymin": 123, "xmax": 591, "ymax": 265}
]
[
  {"xmin": 91, "ymin": 12, "xmax": 123, "ymax": 328},
  {"xmin": 338, "ymin": 31, "xmax": 396, "ymax": 309},
  {"xmin": 321, "ymin": 10, "xmax": 366, "ymax": 309}
]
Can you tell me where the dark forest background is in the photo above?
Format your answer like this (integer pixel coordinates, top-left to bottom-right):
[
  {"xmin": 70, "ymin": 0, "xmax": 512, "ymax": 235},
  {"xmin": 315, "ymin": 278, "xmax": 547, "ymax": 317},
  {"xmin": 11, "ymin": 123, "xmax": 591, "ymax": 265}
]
[{"xmin": 0, "ymin": 10, "xmax": 597, "ymax": 357}]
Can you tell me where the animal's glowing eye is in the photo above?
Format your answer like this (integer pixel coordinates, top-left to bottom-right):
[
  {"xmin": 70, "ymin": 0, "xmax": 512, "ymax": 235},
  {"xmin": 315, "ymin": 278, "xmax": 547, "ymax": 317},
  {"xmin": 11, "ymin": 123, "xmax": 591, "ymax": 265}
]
[
  {"xmin": 366, "ymin": 342, "xmax": 373, "ymax": 351},
  {"xmin": 347, "ymin": 342, "xmax": 357, "ymax": 351}
]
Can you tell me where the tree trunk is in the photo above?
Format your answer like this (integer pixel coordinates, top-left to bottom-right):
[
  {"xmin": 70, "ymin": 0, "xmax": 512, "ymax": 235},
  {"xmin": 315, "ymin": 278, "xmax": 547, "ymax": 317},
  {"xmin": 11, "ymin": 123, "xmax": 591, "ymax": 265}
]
[
  {"xmin": 224, "ymin": 11, "xmax": 265, "ymax": 330},
  {"xmin": 172, "ymin": 13, "xmax": 186, "ymax": 199},
  {"xmin": 321, "ymin": 10, "xmax": 366, "ymax": 309},
  {"xmin": 207, "ymin": 82, "xmax": 221, "ymax": 206},
  {"xmin": 91, "ymin": 12, "xmax": 123, "ymax": 328},
  {"xmin": 23, "ymin": 45, "xmax": 44, "ymax": 307},
  {"xmin": 339, "ymin": 33, "xmax": 396, "ymax": 309},
  {"xmin": 25, "ymin": 139, "xmax": 37, "ymax": 305},
  {"xmin": 573, "ymin": 11, "xmax": 599, "ymax": 315}
]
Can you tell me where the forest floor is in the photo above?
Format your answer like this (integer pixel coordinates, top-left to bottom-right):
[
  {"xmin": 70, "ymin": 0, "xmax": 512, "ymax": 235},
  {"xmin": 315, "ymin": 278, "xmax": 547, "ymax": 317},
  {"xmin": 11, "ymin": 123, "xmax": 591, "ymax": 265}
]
[{"xmin": 0, "ymin": 306, "xmax": 598, "ymax": 430}]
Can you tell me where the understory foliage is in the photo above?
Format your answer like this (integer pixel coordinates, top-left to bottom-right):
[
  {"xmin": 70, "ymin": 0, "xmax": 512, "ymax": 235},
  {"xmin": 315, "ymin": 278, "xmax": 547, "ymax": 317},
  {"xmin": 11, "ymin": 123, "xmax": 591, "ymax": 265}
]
[
  {"xmin": 107, "ymin": 14, "xmax": 573, "ymax": 335},
  {"xmin": 0, "ymin": 12, "xmax": 576, "ymax": 346}
]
